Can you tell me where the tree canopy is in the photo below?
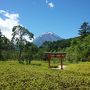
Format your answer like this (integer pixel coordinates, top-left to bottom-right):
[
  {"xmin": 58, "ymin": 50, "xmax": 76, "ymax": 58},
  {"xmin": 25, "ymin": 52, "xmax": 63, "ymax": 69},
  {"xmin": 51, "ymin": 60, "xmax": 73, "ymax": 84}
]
[
  {"xmin": 11, "ymin": 25, "xmax": 34, "ymax": 63},
  {"xmin": 0, "ymin": 22, "xmax": 90, "ymax": 63},
  {"xmin": 79, "ymin": 22, "xmax": 90, "ymax": 36}
]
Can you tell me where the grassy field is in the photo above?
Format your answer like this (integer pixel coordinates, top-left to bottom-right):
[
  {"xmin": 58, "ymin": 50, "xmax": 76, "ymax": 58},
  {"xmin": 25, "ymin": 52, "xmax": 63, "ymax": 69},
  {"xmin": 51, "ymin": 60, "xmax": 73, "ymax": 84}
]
[{"xmin": 0, "ymin": 60, "xmax": 90, "ymax": 90}]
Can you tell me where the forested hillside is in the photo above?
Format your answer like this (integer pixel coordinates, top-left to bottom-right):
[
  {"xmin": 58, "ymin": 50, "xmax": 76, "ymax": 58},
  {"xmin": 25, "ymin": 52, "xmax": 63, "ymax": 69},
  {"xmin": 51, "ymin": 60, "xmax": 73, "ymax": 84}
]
[
  {"xmin": 38, "ymin": 22, "xmax": 90, "ymax": 62},
  {"xmin": 0, "ymin": 22, "xmax": 90, "ymax": 63}
]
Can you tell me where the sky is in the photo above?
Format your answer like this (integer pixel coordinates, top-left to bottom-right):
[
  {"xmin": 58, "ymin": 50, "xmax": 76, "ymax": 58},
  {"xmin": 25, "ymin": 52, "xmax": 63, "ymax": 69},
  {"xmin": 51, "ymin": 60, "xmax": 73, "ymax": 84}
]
[{"xmin": 0, "ymin": 0, "xmax": 90, "ymax": 39}]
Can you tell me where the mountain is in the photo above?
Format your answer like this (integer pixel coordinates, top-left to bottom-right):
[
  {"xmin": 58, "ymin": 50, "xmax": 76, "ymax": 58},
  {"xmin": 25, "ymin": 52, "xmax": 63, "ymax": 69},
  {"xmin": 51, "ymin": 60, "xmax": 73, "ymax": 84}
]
[{"xmin": 33, "ymin": 32, "xmax": 63, "ymax": 47}]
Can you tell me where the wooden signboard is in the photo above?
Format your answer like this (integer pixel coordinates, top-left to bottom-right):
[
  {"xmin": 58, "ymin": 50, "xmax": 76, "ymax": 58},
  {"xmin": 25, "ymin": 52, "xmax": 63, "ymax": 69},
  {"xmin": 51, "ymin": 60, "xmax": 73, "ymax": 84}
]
[{"xmin": 44, "ymin": 52, "xmax": 66, "ymax": 70}]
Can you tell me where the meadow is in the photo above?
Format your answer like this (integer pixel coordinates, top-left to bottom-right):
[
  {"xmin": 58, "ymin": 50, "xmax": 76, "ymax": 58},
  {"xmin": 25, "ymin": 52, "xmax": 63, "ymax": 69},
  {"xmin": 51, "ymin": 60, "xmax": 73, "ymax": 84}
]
[{"xmin": 0, "ymin": 60, "xmax": 90, "ymax": 90}]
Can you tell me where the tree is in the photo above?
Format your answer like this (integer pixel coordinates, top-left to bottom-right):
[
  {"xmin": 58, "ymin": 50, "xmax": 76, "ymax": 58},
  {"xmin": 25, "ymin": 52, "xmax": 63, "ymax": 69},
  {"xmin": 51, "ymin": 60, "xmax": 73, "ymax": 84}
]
[
  {"xmin": 11, "ymin": 25, "xmax": 34, "ymax": 62},
  {"xmin": 23, "ymin": 42, "xmax": 38, "ymax": 64},
  {"xmin": 0, "ymin": 30, "xmax": 2, "ymax": 60},
  {"xmin": 0, "ymin": 30, "xmax": 11, "ymax": 60},
  {"xmin": 79, "ymin": 22, "xmax": 90, "ymax": 36}
]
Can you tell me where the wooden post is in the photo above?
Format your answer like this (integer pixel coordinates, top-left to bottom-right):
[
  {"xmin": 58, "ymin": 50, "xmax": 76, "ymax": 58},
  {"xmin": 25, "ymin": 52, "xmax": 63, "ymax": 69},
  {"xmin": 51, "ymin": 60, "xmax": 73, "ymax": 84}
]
[
  {"xmin": 61, "ymin": 55, "xmax": 63, "ymax": 70},
  {"xmin": 48, "ymin": 54, "xmax": 51, "ymax": 68}
]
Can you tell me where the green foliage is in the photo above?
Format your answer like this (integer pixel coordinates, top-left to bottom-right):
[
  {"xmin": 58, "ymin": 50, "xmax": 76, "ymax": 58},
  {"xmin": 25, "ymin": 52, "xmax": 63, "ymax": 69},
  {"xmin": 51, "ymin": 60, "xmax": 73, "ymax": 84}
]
[
  {"xmin": 11, "ymin": 25, "xmax": 34, "ymax": 63},
  {"xmin": 0, "ymin": 21, "xmax": 90, "ymax": 64},
  {"xmin": 0, "ymin": 61, "xmax": 90, "ymax": 89},
  {"xmin": 38, "ymin": 39, "xmax": 72, "ymax": 55},
  {"xmin": 0, "ymin": 27, "xmax": 37, "ymax": 62},
  {"xmin": 79, "ymin": 22, "xmax": 90, "ymax": 37},
  {"xmin": 22, "ymin": 42, "xmax": 38, "ymax": 64},
  {"xmin": 0, "ymin": 30, "xmax": 3, "ymax": 60},
  {"xmin": 66, "ymin": 34, "xmax": 90, "ymax": 62},
  {"xmin": 65, "ymin": 22, "xmax": 90, "ymax": 62},
  {"xmin": 0, "ymin": 30, "xmax": 11, "ymax": 60}
]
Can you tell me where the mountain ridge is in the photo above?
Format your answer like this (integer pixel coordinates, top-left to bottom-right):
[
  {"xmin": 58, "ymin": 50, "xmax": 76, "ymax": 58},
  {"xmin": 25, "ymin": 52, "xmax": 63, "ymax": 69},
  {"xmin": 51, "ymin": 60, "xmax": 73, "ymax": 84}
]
[{"xmin": 33, "ymin": 32, "xmax": 63, "ymax": 47}]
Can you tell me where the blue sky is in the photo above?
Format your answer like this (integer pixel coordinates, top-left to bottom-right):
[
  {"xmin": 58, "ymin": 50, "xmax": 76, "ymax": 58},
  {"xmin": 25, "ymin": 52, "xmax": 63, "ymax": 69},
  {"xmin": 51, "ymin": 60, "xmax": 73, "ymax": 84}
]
[{"xmin": 0, "ymin": 0, "xmax": 90, "ymax": 39}]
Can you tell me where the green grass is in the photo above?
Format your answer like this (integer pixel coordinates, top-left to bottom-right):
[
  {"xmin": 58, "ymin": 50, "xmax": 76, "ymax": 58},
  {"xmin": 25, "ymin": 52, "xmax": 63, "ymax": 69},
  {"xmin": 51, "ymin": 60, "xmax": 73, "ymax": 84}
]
[{"xmin": 0, "ymin": 60, "xmax": 90, "ymax": 90}]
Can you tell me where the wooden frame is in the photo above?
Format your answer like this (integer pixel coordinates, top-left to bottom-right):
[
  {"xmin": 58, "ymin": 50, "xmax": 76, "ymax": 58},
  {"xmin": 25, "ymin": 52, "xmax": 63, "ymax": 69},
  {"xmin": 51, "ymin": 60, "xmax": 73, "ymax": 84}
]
[{"xmin": 44, "ymin": 52, "xmax": 66, "ymax": 70}]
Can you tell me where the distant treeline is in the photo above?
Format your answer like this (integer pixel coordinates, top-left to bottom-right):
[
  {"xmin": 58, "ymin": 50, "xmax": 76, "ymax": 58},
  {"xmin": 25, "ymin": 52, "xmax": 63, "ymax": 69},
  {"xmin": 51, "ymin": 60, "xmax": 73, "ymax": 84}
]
[{"xmin": 0, "ymin": 22, "xmax": 90, "ymax": 63}]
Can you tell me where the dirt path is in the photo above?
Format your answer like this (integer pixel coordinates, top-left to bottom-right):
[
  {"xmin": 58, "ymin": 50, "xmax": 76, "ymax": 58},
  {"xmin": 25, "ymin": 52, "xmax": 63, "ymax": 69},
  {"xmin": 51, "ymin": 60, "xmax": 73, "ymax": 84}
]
[{"xmin": 51, "ymin": 65, "xmax": 67, "ymax": 70}]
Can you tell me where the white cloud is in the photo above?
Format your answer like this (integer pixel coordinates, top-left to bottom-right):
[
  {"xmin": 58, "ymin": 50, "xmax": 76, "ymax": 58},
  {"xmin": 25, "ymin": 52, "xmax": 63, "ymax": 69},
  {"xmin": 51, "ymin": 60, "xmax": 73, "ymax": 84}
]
[
  {"xmin": 48, "ymin": 2, "xmax": 54, "ymax": 8},
  {"xmin": 0, "ymin": 10, "xmax": 20, "ymax": 40},
  {"xmin": 45, "ymin": 0, "xmax": 55, "ymax": 8}
]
